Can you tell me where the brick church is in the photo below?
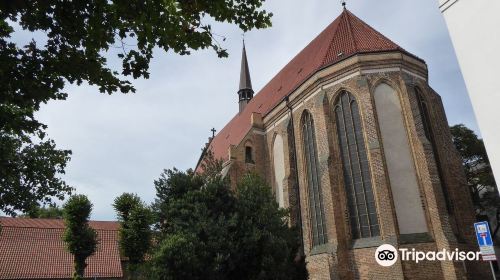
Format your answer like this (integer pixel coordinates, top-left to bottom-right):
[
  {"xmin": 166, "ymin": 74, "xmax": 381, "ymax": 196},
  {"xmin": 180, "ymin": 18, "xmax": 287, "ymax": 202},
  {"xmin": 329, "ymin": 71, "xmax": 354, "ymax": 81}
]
[{"xmin": 196, "ymin": 7, "xmax": 489, "ymax": 280}]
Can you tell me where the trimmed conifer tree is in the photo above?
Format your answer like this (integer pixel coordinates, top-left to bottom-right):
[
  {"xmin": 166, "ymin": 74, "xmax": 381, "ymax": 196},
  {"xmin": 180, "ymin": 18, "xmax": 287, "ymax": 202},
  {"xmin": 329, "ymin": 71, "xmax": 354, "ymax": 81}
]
[{"xmin": 63, "ymin": 195, "xmax": 98, "ymax": 280}]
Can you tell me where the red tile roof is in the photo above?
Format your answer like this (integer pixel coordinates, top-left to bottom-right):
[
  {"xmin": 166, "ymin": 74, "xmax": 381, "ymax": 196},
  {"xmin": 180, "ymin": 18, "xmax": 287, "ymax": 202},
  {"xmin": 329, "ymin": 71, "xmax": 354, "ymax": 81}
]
[
  {"xmin": 0, "ymin": 217, "xmax": 123, "ymax": 279},
  {"xmin": 202, "ymin": 9, "xmax": 421, "ymax": 165}
]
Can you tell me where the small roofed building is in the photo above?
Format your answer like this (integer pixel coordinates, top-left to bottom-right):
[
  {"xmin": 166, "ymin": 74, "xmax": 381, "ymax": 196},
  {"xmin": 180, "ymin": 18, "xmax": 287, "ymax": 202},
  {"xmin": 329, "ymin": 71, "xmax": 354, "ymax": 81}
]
[{"xmin": 0, "ymin": 217, "xmax": 124, "ymax": 280}]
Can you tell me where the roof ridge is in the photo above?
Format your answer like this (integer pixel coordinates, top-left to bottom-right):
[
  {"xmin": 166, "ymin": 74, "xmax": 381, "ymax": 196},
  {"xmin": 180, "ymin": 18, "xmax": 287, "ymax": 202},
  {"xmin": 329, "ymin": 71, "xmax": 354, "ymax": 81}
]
[
  {"xmin": 0, "ymin": 225, "xmax": 64, "ymax": 229},
  {"xmin": 0, "ymin": 225, "xmax": 120, "ymax": 231},
  {"xmin": 344, "ymin": 9, "xmax": 358, "ymax": 51},
  {"xmin": 320, "ymin": 11, "xmax": 344, "ymax": 66},
  {"xmin": 0, "ymin": 217, "xmax": 119, "ymax": 222}
]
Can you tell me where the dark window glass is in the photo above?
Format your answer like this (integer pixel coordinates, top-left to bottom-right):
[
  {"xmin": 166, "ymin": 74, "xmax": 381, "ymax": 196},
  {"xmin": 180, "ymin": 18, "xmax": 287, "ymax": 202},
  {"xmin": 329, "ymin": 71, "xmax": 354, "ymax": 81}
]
[
  {"xmin": 245, "ymin": 146, "xmax": 254, "ymax": 163},
  {"xmin": 335, "ymin": 91, "xmax": 379, "ymax": 239},
  {"xmin": 301, "ymin": 112, "xmax": 328, "ymax": 246}
]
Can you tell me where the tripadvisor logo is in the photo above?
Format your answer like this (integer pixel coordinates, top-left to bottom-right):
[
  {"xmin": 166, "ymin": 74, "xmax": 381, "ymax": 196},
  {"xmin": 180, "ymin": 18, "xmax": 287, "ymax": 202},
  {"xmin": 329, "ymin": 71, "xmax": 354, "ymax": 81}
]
[
  {"xmin": 375, "ymin": 244, "xmax": 481, "ymax": 266},
  {"xmin": 375, "ymin": 244, "xmax": 398, "ymax": 266}
]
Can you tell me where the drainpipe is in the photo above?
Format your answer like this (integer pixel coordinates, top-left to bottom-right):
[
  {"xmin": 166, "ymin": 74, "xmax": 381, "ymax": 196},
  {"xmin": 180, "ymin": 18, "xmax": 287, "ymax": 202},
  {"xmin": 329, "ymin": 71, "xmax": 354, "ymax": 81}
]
[{"xmin": 285, "ymin": 95, "xmax": 304, "ymax": 256}]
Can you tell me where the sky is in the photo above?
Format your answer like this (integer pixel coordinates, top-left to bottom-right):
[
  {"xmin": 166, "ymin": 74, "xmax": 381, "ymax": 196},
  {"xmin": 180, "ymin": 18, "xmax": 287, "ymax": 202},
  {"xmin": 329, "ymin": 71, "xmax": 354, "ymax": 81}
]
[{"xmin": 23, "ymin": 0, "xmax": 479, "ymax": 220}]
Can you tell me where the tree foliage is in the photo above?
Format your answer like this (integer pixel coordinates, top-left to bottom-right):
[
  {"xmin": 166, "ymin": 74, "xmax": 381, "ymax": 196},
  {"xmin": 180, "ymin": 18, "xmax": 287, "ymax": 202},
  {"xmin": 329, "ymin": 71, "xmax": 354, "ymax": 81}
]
[
  {"xmin": 198, "ymin": 149, "xmax": 224, "ymax": 180},
  {"xmin": 148, "ymin": 169, "xmax": 306, "ymax": 280},
  {"xmin": 113, "ymin": 193, "xmax": 152, "ymax": 278},
  {"xmin": 22, "ymin": 204, "xmax": 64, "ymax": 218},
  {"xmin": 113, "ymin": 193, "xmax": 143, "ymax": 223},
  {"xmin": 63, "ymin": 195, "xmax": 98, "ymax": 280},
  {"xmin": 450, "ymin": 124, "xmax": 499, "ymax": 215},
  {"xmin": 0, "ymin": 135, "xmax": 72, "ymax": 216},
  {"xmin": 0, "ymin": 0, "xmax": 272, "ymax": 216},
  {"xmin": 231, "ymin": 174, "xmax": 307, "ymax": 279}
]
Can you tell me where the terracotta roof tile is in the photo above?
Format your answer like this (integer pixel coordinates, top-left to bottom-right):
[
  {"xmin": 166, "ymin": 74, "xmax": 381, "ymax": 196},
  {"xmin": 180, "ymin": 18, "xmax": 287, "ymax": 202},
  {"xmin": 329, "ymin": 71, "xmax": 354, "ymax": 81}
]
[
  {"xmin": 0, "ymin": 217, "xmax": 122, "ymax": 279},
  {"xmin": 198, "ymin": 9, "xmax": 421, "ymax": 167}
]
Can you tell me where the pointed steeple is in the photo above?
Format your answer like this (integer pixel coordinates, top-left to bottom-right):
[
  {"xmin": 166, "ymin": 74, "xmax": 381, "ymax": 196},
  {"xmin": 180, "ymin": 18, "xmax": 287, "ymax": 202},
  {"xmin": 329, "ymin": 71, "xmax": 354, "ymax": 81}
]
[{"xmin": 238, "ymin": 40, "xmax": 254, "ymax": 112}]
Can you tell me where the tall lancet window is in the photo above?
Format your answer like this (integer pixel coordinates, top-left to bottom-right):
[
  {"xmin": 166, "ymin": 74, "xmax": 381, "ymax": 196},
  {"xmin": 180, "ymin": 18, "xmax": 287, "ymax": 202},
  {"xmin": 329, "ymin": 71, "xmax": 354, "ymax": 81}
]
[
  {"xmin": 273, "ymin": 134, "xmax": 286, "ymax": 208},
  {"xmin": 414, "ymin": 87, "xmax": 451, "ymax": 213},
  {"xmin": 301, "ymin": 111, "xmax": 328, "ymax": 246},
  {"xmin": 374, "ymin": 84, "xmax": 428, "ymax": 234},
  {"xmin": 334, "ymin": 91, "xmax": 379, "ymax": 239}
]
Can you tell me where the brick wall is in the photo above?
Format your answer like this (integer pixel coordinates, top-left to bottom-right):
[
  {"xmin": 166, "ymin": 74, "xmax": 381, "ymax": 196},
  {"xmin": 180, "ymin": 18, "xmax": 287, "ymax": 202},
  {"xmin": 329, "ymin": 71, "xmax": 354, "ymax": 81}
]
[{"xmin": 217, "ymin": 54, "xmax": 490, "ymax": 279}]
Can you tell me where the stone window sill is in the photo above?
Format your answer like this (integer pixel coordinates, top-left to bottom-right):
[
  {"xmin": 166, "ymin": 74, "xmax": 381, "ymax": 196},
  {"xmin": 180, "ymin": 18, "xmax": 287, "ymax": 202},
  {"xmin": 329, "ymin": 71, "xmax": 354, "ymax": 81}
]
[
  {"xmin": 351, "ymin": 236, "xmax": 384, "ymax": 249},
  {"xmin": 310, "ymin": 243, "xmax": 336, "ymax": 256},
  {"xmin": 399, "ymin": 232, "xmax": 434, "ymax": 244}
]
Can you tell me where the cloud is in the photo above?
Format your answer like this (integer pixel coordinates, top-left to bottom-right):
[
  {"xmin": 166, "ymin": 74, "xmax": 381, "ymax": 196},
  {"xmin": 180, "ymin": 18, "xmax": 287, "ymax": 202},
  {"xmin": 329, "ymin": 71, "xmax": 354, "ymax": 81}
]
[{"xmin": 29, "ymin": 0, "xmax": 478, "ymax": 220}]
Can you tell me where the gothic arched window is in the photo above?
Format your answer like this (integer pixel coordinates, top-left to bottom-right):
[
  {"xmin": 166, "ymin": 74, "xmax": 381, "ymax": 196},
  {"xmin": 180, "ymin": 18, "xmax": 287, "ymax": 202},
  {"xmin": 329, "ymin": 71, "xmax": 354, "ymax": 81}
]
[
  {"xmin": 414, "ymin": 87, "xmax": 452, "ymax": 213},
  {"xmin": 301, "ymin": 111, "xmax": 328, "ymax": 246},
  {"xmin": 273, "ymin": 134, "xmax": 285, "ymax": 208},
  {"xmin": 334, "ymin": 91, "xmax": 379, "ymax": 239}
]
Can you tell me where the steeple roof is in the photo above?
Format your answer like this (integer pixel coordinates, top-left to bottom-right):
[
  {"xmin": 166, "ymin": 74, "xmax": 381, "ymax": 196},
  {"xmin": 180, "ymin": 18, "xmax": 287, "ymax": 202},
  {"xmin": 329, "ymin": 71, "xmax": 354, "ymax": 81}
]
[
  {"xmin": 239, "ymin": 42, "xmax": 253, "ymax": 91},
  {"xmin": 199, "ymin": 9, "xmax": 423, "ymax": 166}
]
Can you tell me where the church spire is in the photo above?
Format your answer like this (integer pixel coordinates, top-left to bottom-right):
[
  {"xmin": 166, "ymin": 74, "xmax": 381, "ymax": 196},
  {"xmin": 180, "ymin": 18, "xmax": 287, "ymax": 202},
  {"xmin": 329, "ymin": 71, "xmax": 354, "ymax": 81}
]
[{"xmin": 238, "ymin": 40, "xmax": 254, "ymax": 112}]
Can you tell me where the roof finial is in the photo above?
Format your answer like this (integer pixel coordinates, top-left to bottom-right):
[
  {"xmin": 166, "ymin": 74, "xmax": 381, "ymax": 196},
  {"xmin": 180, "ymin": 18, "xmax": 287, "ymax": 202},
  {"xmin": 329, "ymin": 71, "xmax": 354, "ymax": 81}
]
[{"xmin": 341, "ymin": 0, "xmax": 346, "ymax": 8}]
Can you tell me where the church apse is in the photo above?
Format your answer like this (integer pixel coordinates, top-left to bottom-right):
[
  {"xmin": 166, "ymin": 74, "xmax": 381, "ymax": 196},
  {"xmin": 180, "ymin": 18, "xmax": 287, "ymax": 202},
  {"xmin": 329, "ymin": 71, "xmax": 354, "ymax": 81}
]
[{"xmin": 196, "ymin": 7, "xmax": 486, "ymax": 280}]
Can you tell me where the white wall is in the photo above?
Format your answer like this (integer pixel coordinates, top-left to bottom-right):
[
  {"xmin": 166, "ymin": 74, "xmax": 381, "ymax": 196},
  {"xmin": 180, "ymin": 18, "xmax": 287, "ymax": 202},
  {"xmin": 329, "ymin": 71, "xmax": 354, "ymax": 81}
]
[
  {"xmin": 273, "ymin": 134, "xmax": 286, "ymax": 208},
  {"xmin": 439, "ymin": 0, "xmax": 500, "ymax": 190},
  {"xmin": 374, "ymin": 83, "xmax": 429, "ymax": 234}
]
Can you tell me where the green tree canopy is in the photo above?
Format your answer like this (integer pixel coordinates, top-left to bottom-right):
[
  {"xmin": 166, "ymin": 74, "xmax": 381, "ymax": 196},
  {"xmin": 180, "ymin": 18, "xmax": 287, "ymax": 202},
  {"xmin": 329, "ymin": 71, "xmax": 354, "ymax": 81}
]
[
  {"xmin": 450, "ymin": 124, "xmax": 499, "ymax": 215},
  {"xmin": 113, "ymin": 193, "xmax": 143, "ymax": 222},
  {"xmin": 148, "ymin": 169, "xmax": 306, "ymax": 280},
  {"xmin": 113, "ymin": 193, "xmax": 153, "ymax": 278},
  {"xmin": 63, "ymin": 194, "xmax": 98, "ymax": 280},
  {"xmin": 0, "ymin": 135, "xmax": 72, "ymax": 216},
  {"xmin": 1, "ymin": 0, "xmax": 272, "ymax": 216}
]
